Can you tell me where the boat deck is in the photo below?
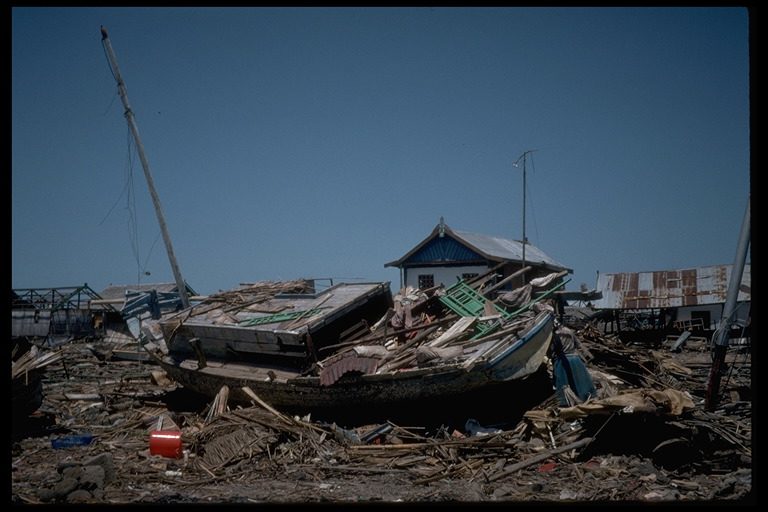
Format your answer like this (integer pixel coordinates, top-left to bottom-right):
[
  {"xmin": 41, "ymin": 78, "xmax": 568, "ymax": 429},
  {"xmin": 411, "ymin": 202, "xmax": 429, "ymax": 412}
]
[{"xmin": 176, "ymin": 358, "xmax": 302, "ymax": 383}]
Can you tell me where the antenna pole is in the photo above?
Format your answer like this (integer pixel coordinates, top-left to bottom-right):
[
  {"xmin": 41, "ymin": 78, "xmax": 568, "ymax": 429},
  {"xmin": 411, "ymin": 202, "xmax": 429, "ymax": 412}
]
[
  {"xmin": 100, "ymin": 27, "xmax": 190, "ymax": 308},
  {"xmin": 514, "ymin": 150, "xmax": 536, "ymax": 281},
  {"xmin": 522, "ymin": 153, "xmax": 526, "ymax": 271}
]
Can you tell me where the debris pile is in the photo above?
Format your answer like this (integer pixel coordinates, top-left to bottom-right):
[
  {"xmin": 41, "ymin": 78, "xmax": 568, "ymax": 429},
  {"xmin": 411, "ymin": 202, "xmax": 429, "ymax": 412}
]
[
  {"xmin": 11, "ymin": 282, "xmax": 752, "ymax": 503},
  {"xmin": 303, "ymin": 273, "xmax": 566, "ymax": 381}
]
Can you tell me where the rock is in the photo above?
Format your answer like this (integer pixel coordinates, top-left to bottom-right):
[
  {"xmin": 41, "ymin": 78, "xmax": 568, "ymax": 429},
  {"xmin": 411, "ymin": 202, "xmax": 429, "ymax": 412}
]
[
  {"xmin": 61, "ymin": 466, "xmax": 85, "ymax": 480},
  {"xmin": 66, "ymin": 489, "xmax": 93, "ymax": 503},
  {"xmin": 643, "ymin": 490, "xmax": 665, "ymax": 501},
  {"xmin": 35, "ymin": 488, "xmax": 57, "ymax": 502},
  {"xmin": 491, "ymin": 487, "xmax": 510, "ymax": 500},
  {"xmin": 642, "ymin": 489, "xmax": 680, "ymax": 501},
  {"xmin": 83, "ymin": 452, "xmax": 116, "ymax": 483},
  {"xmin": 53, "ymin": 477, "xmax": 79, "ymax": 498},
  {"xmin": 57, "ymin": 461, "xmax": 81, "ymax": 473},
  {"xmin": 79, "ymin": 465, "xmax": 105, "ymax": 490}
]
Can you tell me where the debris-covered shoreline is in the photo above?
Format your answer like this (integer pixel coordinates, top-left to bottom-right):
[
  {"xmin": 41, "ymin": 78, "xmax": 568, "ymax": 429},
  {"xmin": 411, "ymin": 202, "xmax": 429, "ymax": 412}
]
[{"xmin": 11, "ymin": 310, "xmax": 752, "ymax": 504}]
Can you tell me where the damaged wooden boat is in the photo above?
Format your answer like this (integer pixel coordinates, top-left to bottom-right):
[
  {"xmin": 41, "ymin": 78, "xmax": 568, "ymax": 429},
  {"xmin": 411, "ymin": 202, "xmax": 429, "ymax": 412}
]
[
  {"xmin": 141, "ymin": 276, "xmax": 560, "ymax": 421},
  {"xmin": 101, "ymin": 28, "xmax": 561, "ymax": 423}
]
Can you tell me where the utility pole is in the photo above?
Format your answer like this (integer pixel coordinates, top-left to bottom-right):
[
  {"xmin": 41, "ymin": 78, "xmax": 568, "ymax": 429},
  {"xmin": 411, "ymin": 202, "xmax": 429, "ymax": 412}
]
[
  {"xmin": 522, "ymin": 154, "xmax": 526, "ymax": 270},
  {"xmin": 100, "ymin": 27, "xmax": 190, "ymax": 308},
  {"xmin": 513, "ymin": 150, "xmax": 536, "ymax": 279},
  {"xmin": 705, "ymin": 195, "xmax": 750, "ymax": 411}
]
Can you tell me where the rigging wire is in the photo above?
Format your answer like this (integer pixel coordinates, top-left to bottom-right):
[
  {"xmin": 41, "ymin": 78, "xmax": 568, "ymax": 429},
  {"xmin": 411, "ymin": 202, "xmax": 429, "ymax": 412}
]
[
  {"xmin": 101, "ymin": 37, "xmax": 117, "ymax": 83},
  {"xmin": 103, "ymin": 33, "xmax": 148, "ymax": 287},
  {"xmin": 101, "ymin": 30, "xmax": 174, "ymax": 289},
  {"xmin": 123, "ymin": 129, "xmax": 143, "ymax": 285},
  {"xmin": 710, "ymin": 302, "xmax": 750, "ymax": 404},
  {"xmin": 101, "ymin": 91, "xmax": 119, "ymax": 117},
  {"xmin": 98, "ymin": 173, "xmax": 130, "ymax": 227},
  {"xmin": 97, "ymin": 38, "xmax": 127, "ymax": 224},
  {"xmin": 141, "ymin": 231, "xmax": 163, "ymax": 278},
  {"xmin": 125, "ymin": 129, "xmax": 164, "ymax": 284},
  {"xmin": 97, "ymin": 113, "xmax": 152, "ymax": 286},
  {"xmin": 716, "ymin": 322, "xmax": 750, "ymax": 407}
]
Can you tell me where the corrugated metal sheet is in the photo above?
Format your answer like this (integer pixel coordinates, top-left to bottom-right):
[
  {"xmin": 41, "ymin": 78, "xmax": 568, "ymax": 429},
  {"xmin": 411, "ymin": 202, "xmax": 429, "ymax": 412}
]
[
  {"xmin": 592, "ymin": 264, "xmax": 751, "ymax": 310},
  {"xmin": 12, "ymin": 310, "xmax": 51, "ymax": 337},
  {"xmin": 452, "ymin": 230, "xmax": 570, "ymax": 270},
  {"xmin": 319, "ymin": 354, "xmax": 379, "ymax": 386}
]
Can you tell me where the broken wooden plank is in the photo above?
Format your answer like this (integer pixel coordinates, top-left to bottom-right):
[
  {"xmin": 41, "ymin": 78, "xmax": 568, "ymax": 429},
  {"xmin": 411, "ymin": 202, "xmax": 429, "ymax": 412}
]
[
  {"xmin": 670, "ymin": 330, "xmax": 692, "ymax": 352},
  {"xmin": 63, "ymin": 393, "xmax": 102, "ymax": 401},
  {"xmin": 481, "ymin": 266, "xmax": 533, "ymax": 297},
  {"xmin": 426, "ymin": 317, "xmax": 476, "ymax": 348},
  {"xmin": 241, "ymin": 386, "xmax": 297, "ymax": 427},
  {"xmin": 487, "ymin": 437, "xmax": 594, "ymax": 482},
  {"xmin": 204, "ymin": 385, "xmax": 230, "ymax": 424}
]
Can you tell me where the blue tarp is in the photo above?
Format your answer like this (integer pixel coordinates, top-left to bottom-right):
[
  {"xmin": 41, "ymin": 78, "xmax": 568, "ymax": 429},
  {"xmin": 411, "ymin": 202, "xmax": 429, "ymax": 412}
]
[{"xmin": 553, "ymin": 353, "xmax": 596, "ymax": 406}]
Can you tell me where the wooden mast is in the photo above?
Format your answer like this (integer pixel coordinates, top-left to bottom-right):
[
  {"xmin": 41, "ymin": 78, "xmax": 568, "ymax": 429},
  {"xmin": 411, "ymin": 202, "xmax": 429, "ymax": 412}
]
[{"xmin": 100, "ymin": 26, "xmax": 190, "ymax": 308}]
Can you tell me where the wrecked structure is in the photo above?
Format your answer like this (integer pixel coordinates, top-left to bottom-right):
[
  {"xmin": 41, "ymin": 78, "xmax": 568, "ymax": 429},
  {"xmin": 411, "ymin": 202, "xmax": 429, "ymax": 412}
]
[
  {"xmin": 91, "ymin": 282, "xmax": 199, "ymax": 346},
  {"xmin": 9, "ymin": 268, "xmax": 751, "ymax": 505},
  {"xmin": 588, "ymin": 264, "xmax": 751, "ymax": 345},
  {"xmin": 11, "ymin": 286, "xmax": 752, "ymax": 504},
  {"xmin": 12, "ymin": 284, "xmax": 108, "ymax": 345}
]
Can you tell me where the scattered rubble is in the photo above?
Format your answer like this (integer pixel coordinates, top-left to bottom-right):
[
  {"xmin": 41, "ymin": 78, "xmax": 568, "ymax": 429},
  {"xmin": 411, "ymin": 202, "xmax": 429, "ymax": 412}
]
[{"xmin": 11, "ymin": 301, "xmax": 752, "ymax": 504}]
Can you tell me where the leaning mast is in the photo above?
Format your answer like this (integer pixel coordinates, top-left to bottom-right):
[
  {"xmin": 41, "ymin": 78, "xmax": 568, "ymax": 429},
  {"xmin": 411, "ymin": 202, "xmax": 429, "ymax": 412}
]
[{"xmin": 100, "ymin": 27, "xmax": 190, "ymax": 308}]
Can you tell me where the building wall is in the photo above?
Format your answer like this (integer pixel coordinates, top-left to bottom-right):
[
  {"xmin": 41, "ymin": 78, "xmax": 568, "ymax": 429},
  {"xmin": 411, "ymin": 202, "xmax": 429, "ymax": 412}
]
[
  {"xmin": 403, "ymin": 265, "xmax": 488, "ymax": 290},
  {"xmin": 676, "ymin": 303, "xmax": 750, "ymax": 330},
  {"xmin": 11, "ymin": 310, "xmax": 51, "ymax": 338},
  {"xmin": 401, "ymin": 263, "xmax": 564, "ymax": 291}
]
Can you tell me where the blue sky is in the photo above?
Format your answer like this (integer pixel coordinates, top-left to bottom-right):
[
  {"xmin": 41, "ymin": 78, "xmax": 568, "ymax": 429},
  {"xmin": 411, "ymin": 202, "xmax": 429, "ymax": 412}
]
[{"xmin": 12, "ymin": 7, "xmax": 750, "ymax": 296}]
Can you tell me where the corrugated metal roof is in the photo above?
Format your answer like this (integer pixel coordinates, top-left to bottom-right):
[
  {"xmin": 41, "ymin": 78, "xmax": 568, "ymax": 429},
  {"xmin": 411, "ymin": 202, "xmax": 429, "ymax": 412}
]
[
  {"xmin": 592, "ymin": 264, "xmax": 751, "ymax": 310},
  {"xmin": 385, "ymin": 221, "xmax": 570, "ymax": 272},
  {"xmin": 451, "ymin": 230, "xmax": 570, "ymax": 270}
]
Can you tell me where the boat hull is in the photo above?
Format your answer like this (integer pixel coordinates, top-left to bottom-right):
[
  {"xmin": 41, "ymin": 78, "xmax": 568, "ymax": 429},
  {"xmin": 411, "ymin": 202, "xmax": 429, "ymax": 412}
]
[{"xmin": 154, "ymin": 312, "xmax": 554, "ymax": 423}]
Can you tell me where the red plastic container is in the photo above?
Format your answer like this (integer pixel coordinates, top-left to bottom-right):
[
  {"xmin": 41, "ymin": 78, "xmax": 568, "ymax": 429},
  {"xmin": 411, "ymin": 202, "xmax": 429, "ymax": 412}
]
[{"xmin": 149, "ymin": 430, "xmax": 182, "ymax": 458}]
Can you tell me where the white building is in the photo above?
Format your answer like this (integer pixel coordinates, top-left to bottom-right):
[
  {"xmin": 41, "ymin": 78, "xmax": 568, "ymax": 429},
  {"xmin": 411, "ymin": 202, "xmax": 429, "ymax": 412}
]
[{"xmin": 385, "ymin": 218, "xmax": 571, "ymax": 291}]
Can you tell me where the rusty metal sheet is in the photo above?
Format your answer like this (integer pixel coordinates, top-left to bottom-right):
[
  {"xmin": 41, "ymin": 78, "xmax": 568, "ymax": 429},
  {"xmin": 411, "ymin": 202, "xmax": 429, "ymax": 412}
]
[
  {"xmin": 593, "ymin": 264, "xmax": 751, "ymax": 310},
  {"xmin": 319, "ymin": 354, "xmax": 379, "ymax": 386}
]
